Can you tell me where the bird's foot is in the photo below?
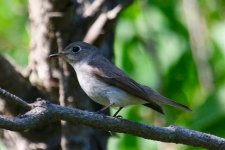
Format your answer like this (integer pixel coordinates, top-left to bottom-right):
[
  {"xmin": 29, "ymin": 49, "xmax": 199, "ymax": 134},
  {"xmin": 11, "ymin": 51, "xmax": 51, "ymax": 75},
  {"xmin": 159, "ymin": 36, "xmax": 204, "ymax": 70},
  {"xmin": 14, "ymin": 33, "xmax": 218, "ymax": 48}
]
[
  {"xmin": 113, "ymin": 115, "xmax": 123, "ymax": 119},
  {"xmin": 96, "ymin": 109, "xmax": 104, "ymax": 114}
]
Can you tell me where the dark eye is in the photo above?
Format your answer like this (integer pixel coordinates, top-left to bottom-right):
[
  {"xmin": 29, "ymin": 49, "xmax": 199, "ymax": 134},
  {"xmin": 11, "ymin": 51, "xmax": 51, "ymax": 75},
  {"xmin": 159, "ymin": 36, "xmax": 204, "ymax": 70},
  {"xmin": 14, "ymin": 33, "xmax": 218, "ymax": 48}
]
[{"xmin": 72, "ymin": 46, "xmax": 80, "ymax": 53}]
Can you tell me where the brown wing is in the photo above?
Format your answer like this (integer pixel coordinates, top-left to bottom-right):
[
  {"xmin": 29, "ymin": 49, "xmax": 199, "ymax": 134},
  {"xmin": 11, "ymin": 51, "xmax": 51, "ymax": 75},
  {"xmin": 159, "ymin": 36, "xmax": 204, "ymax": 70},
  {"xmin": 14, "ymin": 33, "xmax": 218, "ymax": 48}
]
[
  {"xmin": 90, "ymin": 55, "xmax": 150, "ymax": 101},
  {"xmin": 89, "ymin": 55, "xmax": 164, "ymax": 114},
  {"xmin": 89, "ymin": 55, "xmax": 163, "ymax": 105},
  {"xmin": 89, "ymin": 54, "xmax": 191, "ymax": 112}
]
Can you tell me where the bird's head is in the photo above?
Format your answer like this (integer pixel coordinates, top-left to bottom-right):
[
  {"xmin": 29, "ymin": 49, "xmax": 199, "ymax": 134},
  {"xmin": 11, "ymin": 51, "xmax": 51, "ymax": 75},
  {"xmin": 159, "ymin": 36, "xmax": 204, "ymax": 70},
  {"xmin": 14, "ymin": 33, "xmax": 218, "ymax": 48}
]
[{"xmin": 49, "ymin": 41, "xmax": 98, "ymax": 65}]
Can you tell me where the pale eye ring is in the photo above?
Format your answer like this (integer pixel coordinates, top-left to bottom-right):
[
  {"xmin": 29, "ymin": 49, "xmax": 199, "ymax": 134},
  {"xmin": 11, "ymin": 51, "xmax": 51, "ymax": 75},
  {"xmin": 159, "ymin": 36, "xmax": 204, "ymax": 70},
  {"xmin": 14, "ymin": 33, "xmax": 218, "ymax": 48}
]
[{"xmin": 72, "ymin": 46, "xmax": 80, "ymax": 53}]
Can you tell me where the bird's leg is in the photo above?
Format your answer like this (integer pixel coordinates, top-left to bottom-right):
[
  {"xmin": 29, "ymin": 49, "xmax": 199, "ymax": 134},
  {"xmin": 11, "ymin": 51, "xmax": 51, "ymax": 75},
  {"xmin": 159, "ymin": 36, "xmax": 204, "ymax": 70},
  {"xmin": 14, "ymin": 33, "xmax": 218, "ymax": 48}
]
[
  {"xmin": 107, "ymin": 107, "xmax": 124, "ymax": 136},
  {"xmin": 113, "ymin": 107, "xmax": 123, "ymax": 118},
  {"xmin": 96, "ymin": 103, "xmax": 114, "ymax": 114}
]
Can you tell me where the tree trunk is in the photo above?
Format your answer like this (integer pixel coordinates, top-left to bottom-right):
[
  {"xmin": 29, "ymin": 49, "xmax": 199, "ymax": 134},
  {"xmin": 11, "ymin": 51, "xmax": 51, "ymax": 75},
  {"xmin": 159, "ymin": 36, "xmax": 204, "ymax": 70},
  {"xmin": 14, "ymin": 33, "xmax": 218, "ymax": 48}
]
[{"xmin": 0, "ymin": 0, "xmax": 133, "ymax": 149}]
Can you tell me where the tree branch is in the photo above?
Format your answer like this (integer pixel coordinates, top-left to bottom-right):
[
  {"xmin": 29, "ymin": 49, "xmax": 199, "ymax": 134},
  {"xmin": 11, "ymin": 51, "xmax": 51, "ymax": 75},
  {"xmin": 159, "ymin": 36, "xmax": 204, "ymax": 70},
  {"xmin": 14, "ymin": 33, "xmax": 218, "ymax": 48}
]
[
  {"xmin": 0, "ymin": 88, "xmax": 31, "ymax": 111},
  {"xmin": 83, "ymin": 4, "xmax": 122, "ymax": 44},
  {"xmin": 0, "ymin": 55, "xmax": 46, "ymax": 103},
  {"xmin": 83, "ymin": 0, "xmax": 134, "ymax": 45},
  {"xmin": 83, "ymin": 0, "xmax": 106, "ymax": 18},
  {"xmin": 0, "ymin": 89, "xmax": 224, "ymax": 149},
  {"xmin": 182, "ymin": 0, "xmax": 213, "ymax": 91},
  {"xmin": 0, "ymin": 55, "xmax": 46, "ymax": 115}
]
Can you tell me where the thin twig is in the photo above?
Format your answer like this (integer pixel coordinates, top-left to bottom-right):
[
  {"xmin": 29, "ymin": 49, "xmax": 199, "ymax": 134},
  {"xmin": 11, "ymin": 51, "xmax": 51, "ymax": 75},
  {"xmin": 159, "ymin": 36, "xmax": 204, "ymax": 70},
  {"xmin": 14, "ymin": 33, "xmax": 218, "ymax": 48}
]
[
  {"xmin": 84, "ymin": 4, "xmax": 122, "ymax": 43},
  {"xmin": 182, "ymin": 0, "xmax": 213, "ymax": 91},
  {"xmin": 83, "ymin": 0, "xmax": 106, "ymax": 18},
  {"xmin": 55, "ymin": 31, "xmax": 71, "ymax": 150},
  {"xmin": 0, "ymin": 88, "xmax": 31, "ymax": 110}
]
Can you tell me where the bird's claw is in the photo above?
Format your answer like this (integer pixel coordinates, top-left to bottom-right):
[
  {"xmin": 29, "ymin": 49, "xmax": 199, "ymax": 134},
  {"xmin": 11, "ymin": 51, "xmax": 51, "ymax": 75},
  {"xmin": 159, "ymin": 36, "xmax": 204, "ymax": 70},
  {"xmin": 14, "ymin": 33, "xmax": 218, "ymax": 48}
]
[{"xmin": 114, "ymin": 115, "xmax": 123, "ymax": 119}]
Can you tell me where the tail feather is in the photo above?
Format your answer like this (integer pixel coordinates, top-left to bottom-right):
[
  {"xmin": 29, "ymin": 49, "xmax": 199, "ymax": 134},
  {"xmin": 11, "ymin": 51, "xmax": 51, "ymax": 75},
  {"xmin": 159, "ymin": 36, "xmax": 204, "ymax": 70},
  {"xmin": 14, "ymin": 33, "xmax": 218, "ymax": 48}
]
[
  {"xmin": 143, "ymin": 103, "xmax": 164, "ymax": 114},
  {"xmin": 143, "ymin": 86, "xmax": 191, "ymax": 111}
]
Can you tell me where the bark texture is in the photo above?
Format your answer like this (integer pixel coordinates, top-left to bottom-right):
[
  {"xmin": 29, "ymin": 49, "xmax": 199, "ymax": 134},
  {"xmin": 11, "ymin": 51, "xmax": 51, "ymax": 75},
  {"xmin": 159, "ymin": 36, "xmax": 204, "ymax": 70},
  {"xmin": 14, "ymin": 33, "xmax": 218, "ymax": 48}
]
[
  {"xmin": 0, "ymin": 90, "xmax": 225, "ymax": 150},
  {"xmin": 0, "ymin": 0, "xmax": 134, "ymax": 149}
]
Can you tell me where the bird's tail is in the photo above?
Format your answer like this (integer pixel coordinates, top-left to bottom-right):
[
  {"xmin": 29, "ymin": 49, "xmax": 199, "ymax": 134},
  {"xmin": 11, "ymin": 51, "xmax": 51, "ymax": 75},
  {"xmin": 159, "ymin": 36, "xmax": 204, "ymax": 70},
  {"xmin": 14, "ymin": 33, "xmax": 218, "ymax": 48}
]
[{"xmin": 143, "ymin": 86, "xmax": 191, "ymax": 111}]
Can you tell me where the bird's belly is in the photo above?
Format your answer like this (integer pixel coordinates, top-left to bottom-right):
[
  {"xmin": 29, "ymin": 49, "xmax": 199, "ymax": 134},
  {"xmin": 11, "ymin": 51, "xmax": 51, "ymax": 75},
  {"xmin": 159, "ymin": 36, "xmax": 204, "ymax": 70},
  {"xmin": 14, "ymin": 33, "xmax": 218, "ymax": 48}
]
[
  {"xmin": 105, "ymin": 87, "xmax": 146, "ymax": 107},
  {"xmin": 76, "ymin": 66, "xmax": 146, "ymax": 107},
  {"xmin": 77, "ymin": 74, "xmax": 146, "ymax": 107},
  {"xmin": 77, "ymin": 73, "xmax": 110, "ymax": 106}
]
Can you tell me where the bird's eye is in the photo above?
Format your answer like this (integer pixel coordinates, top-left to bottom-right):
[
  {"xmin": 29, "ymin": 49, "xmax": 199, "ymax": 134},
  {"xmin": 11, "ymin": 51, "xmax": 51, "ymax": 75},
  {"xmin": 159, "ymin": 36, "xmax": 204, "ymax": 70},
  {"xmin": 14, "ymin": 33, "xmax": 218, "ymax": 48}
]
[{"xmin": 72, "ymin": 46, "xmax": 80, "ymax": 53}]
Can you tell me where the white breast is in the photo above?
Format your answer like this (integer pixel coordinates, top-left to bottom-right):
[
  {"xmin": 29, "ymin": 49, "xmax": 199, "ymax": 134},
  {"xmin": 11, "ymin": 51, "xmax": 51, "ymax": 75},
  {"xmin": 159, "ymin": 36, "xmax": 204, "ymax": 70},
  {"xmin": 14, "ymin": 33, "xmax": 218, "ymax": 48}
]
[
  {"xmin": 73, "ymin": 63, "xmax": 146, "ymax": 107},
  {"xmin": 74, "ymin": 63, "xmax": 110, "ymax": 106}
]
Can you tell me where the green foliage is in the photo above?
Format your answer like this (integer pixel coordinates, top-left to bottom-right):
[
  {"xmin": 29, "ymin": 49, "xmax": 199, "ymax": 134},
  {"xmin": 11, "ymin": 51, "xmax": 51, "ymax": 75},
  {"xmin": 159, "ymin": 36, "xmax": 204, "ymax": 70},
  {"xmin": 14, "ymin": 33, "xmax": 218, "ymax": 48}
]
[
  {"xmin": 111, "ymin": 0, "xmax": 225, "ymax": 150},
  {"xmin": 0, "ymin": 0, "xmax": 29, "ymax": 66}
]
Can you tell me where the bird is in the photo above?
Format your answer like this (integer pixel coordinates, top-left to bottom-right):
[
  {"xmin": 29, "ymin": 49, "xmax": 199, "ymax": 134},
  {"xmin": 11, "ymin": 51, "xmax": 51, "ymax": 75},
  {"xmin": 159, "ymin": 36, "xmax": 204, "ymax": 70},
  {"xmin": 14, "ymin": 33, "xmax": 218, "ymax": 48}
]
[{"xmin": 49, "ymin": 41, "xmax": 191, "ymax": 117}]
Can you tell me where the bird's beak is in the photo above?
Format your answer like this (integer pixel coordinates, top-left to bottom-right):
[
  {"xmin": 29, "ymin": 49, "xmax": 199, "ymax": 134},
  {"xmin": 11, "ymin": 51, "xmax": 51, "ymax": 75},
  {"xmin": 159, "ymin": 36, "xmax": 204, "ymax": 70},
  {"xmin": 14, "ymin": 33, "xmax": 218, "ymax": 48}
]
[{"xmin": 49, "ymin": 51, "xmax": 67, "ymax": 58}]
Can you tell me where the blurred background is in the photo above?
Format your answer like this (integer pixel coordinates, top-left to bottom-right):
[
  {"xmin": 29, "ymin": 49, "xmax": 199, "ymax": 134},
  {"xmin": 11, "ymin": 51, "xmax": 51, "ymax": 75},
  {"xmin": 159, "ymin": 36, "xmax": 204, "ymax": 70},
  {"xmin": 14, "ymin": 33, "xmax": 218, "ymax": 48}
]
[{"xmin": 0, "ymin": 0, "xmax": 225, "ymax": 150}]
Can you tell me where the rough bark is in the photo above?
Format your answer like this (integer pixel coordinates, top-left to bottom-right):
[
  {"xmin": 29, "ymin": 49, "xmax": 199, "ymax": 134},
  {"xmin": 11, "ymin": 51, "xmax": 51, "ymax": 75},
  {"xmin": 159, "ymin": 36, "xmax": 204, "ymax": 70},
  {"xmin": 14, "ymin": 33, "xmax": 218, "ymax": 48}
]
[
  {"xmin": 0, "ymin": 55, "xmax": 45, "ymax": 115},
  {"xmin": 0, "ymin": 0, "xmax": 134, "ymax": 149},
  {"xmin": 0, "ymin": 89, "xmax": 225, "ymax": 150}
]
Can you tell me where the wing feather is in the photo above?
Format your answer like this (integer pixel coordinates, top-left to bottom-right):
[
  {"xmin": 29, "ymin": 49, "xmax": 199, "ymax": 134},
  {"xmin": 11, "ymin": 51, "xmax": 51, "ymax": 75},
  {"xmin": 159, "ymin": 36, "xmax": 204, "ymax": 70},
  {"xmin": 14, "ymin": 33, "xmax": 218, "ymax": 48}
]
[
  {"xmin": 88, "ymin": 54, "xmax": 191, "ymax": 112},
  {"xmin": 90, "ymin": 56, "xmax": 150, "ymax": 102}
]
